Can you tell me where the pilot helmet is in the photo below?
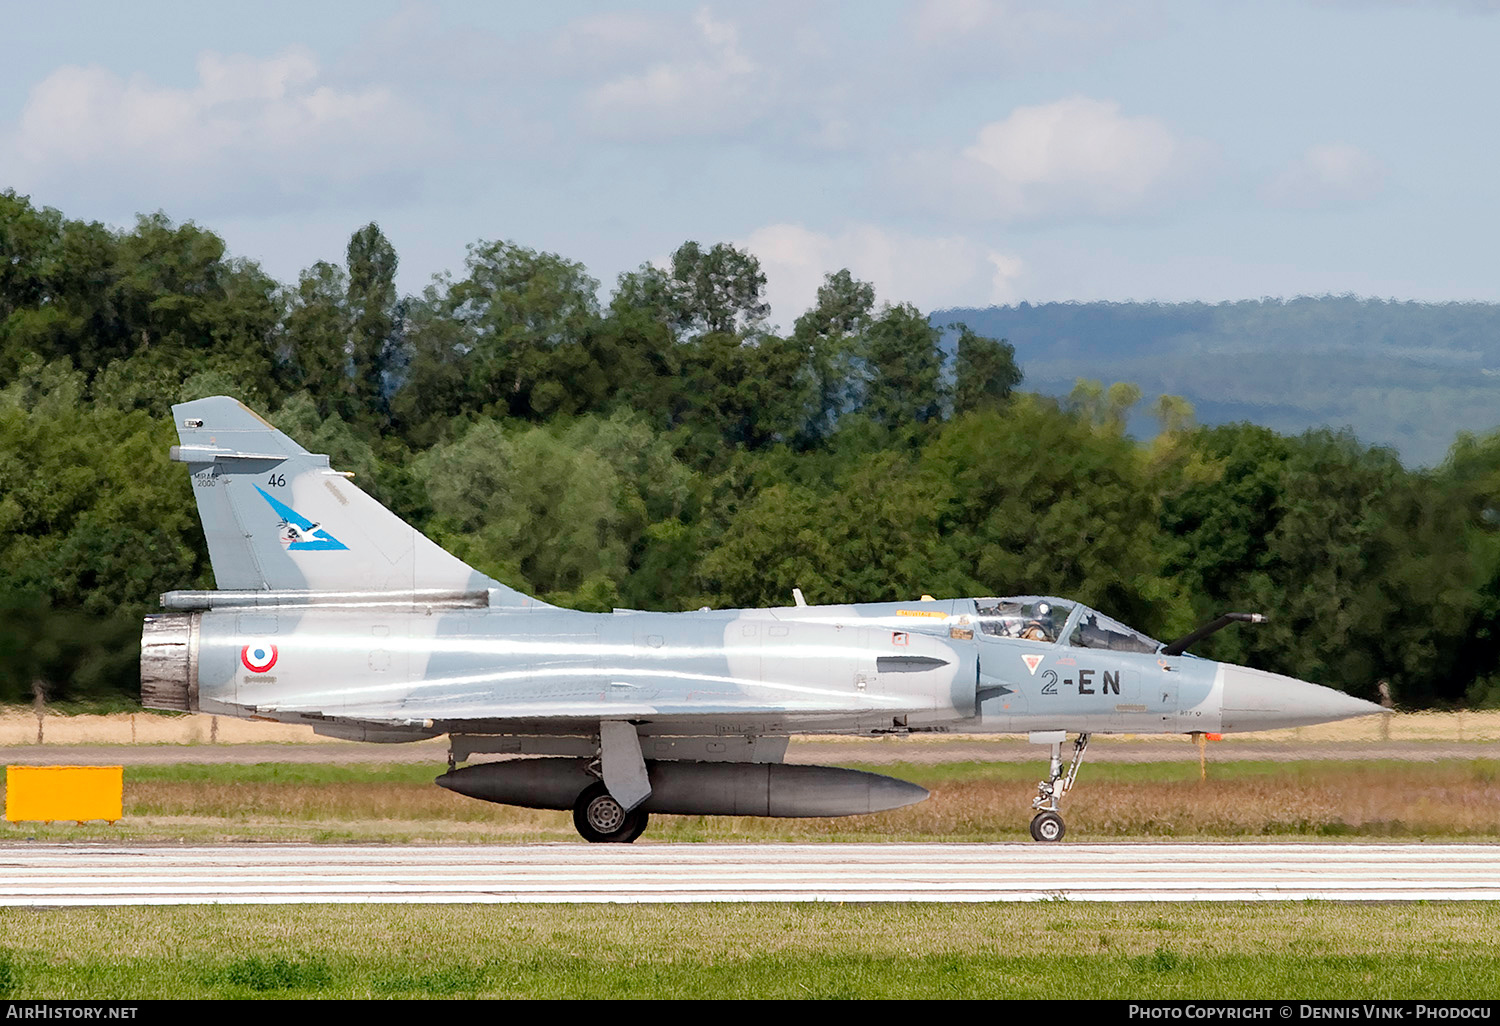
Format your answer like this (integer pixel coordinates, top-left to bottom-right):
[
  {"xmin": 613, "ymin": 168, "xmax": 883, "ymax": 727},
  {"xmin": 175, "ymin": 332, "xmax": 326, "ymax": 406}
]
[{"xmin": 1033, "ymin": 601, "xmax": 1053, "ymax": 622}]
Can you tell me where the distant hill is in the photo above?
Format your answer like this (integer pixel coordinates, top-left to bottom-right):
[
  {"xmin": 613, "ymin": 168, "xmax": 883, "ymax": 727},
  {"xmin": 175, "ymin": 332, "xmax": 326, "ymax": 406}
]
[{"xmin": 930, "ymin": 297, "xmax": 1500, "ymax": 467}]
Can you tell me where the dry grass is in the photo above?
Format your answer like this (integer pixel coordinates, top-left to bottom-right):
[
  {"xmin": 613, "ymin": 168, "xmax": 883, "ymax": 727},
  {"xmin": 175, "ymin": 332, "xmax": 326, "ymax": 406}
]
[
  {"xmin": 4, "ymin": 759, "xmax": 1497, "ymax": 843},
  {"xmin": 716, "ymin": 760, "xmax": 1500, "ymax": 841}
]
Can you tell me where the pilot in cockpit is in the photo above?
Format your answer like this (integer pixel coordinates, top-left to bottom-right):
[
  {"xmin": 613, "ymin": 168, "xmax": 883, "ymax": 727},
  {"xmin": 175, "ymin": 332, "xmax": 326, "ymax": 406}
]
[
  {"xmin": 977, "ymin": 599, "xmax": 1059, "ymax": 642},
  {"xmin": 1019, "ymin": 601, "xmax": 1055, "ymax": 642}
]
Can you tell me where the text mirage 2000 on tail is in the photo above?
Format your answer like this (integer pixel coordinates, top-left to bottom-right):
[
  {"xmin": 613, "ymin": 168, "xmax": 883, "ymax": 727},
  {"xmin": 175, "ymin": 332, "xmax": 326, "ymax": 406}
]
[{"xmin": 141, "ymin": 397, "xmax": 1385, "ymax": 843}]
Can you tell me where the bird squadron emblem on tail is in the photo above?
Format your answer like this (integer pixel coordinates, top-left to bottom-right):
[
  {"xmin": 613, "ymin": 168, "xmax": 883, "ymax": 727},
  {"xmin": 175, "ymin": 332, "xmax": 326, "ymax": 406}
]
[{"xmin": 254, "ymin": 485, "xmax": 348, "ymax": 551}]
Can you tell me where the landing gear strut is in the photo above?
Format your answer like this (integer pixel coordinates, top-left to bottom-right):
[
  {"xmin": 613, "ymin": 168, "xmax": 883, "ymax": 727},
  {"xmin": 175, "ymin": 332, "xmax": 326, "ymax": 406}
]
[{"xmin": 1029, "ymin": 732, "xmax": 1089, "ymax": 842}]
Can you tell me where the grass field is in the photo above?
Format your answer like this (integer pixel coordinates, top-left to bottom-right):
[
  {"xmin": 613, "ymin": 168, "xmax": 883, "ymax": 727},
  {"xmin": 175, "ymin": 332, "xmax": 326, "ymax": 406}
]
[
  {"xmin": 1, "ymin": 903, "xmax": 1497, "ymax": 999},
  {"xmin": 3, "ymin": 758, "xmax": 1498, "ymax": 843}
]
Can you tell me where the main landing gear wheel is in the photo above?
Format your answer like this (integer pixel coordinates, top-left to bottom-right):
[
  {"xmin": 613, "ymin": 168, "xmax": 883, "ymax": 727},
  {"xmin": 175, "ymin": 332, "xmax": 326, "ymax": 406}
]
[
  {"xmin": 572, "ymin": 782, "xmax": 649, "ymax": 843},
  {"xmin": 1029, "ymin": 811, "xmax": 1065, "ymax": 843}
]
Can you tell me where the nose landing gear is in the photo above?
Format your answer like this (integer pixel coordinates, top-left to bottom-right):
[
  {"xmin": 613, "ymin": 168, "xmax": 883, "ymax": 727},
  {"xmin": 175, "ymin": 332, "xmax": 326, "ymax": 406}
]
[{"xmin": 1029, "ymin": 732, "xmax": 1090, "ymax": 842}]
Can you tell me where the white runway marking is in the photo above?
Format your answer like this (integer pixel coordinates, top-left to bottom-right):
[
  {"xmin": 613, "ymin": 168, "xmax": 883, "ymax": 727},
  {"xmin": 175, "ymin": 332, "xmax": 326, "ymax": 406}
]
[{"xmin": 1, "ymin": 843, "xmax": 1498, "ymax": 905}]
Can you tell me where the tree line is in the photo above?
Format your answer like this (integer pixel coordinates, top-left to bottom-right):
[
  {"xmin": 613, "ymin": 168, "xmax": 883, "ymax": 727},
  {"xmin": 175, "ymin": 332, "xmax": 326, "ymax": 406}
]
[{"xmin": 1, "ymin": 188, "xmax": 1497, "ymax": 709}]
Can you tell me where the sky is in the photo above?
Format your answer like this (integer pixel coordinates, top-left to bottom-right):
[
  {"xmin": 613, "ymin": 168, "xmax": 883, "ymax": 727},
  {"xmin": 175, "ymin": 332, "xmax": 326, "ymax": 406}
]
[{"xmin": 3, "ymin": 0, "xmax": 1499, "ymax": 329}]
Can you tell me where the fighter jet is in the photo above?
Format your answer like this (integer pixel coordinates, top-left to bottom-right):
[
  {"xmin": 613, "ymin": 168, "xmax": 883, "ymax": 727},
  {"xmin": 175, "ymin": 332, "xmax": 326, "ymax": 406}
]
[{"xmin": 141, "ymin": 397, "xmax": 1385, "ymax": 843}]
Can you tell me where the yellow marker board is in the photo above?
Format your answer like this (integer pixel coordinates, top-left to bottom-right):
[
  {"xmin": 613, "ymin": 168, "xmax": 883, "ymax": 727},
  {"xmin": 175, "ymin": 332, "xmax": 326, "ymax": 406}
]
[{"xmin": 5, "ymin": 765, "xmax": 123, "ymax": 823}]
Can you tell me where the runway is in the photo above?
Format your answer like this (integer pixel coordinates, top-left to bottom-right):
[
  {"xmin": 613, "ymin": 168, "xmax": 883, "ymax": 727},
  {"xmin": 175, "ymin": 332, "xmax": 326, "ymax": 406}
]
[{"xmin": 1, "ymin": 842, "xmax": 1497, "ymax": 905}]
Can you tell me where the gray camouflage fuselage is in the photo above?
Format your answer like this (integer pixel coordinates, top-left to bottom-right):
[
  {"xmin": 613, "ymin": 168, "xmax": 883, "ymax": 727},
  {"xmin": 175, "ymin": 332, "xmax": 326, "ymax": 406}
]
[{"xmin": 150, "ymin": 591, "xmax": 1375, "ymax": 742}]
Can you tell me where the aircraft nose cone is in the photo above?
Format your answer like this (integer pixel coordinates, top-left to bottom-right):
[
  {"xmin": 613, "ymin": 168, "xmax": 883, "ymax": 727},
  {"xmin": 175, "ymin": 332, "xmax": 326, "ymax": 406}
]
[{"xmin": 1219, "ymin": 664, "xmax": 1387, "ymax": 732}]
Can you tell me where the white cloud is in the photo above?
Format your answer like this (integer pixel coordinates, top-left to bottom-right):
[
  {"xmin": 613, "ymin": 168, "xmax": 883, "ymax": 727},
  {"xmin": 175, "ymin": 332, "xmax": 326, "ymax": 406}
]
[
  {"xmin": 909, "ymin": 0, "xmax": 1164, "ymax": 65},
  {"xmin": 913, "ymin": 0, "xmax": 998, "ymax": 40},
  {"xmin": 897, "ymin": 97, "xmax": 1203, "ymax": 224},
  {"xmin": 1312, "ymin": 0, "xmax": 1500, "ymax": 12},
  {"xmin": 4, "ymin": 49, "xmax": 434, "ymax": 216},
  {"xmin": 568, "ymin": 4, "xmax": 1157, "ymax": 151},
  {"xmin": 551, "ymin": 12, "xmax": 677, "ymax": 75},
  {"xmin": 1262, "ymin": 143, "xmax": 1386, "ymax": 210},
  {"xmin": 742, "ymin": 223, "xmax": 1025, "ymax": 327},
  {"xmin": 913, "ymin": 0, "xmax": 1126, "ymax": 46},
  {"xmin": 581, "ymin": 8, "xmax": 768, "ymax": 139}
]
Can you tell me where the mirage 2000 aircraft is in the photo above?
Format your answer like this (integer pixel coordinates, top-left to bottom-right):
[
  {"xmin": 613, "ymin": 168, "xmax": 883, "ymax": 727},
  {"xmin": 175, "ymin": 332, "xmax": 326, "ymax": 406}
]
[{"xmin": 141, "ymin": 397, "xmax": 1385, "ymax": 843}]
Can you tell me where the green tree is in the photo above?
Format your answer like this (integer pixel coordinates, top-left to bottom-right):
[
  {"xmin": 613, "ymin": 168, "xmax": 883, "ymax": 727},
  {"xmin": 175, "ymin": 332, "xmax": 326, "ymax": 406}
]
[
  {"xmin": 436, "ymin": 239, "xmax": 601, "ymax": 420},
  {"xmin": 0, "ymin": 383, "xmax": 210, "ymax": 700},
  {"xmin": 282, "ymin": 261, "xmax": 351, "ymax": 414},
  {"xmin": 922, "ymin": 400, "xmax": 1171, "ymax": 631},
  {"xmin": 416, "ymin": 415, "xmax": 680, "ymax": 609},
  {"xmin": 952, "ymin": 322, "xmax": 1022, "ymax": 415},
  {"xmin": 666, "ymin": 241, "xmax": 769, "ymax": 337},
  {"xmin": 700, "ymin": 481, "xmax": 838, "ymax": 606},
  {"xmin": 1439, "ymin": 430, "xmax": 1500, "ymax": 706},
  {"xmin": 0, "ymin": 192, "xmax": 121, "ymax": 380},
  {"xmin": 597, "ymin": 288, "xmax": 685, "ymax": 431},
  {"xmin": 673, "ymin": 332, "xmax": 813, "ymax": 459},
  {"xmin": 791, "ymin": 269, "xmax": 875, "ymax": 442},
  {"xmin": 1160, "ymin": 424, "xmax": 1476, "ymax": 703},
  {"xmin": 345, "ymin": 223, "xmax": 399, "ymax": 423},
  {"xmin": 1065, "ymin": 379, "xmax": 1143, "ymax": 434},
  {"xmin": 857, "ymin": 303, "xmax": 947, "ymax": 428}
]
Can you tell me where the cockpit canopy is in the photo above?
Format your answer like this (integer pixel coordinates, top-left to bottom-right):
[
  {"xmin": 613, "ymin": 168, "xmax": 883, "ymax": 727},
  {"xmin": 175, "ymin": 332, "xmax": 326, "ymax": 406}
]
[
  {"xmin": 975, "ymin": 596, "xmax": 1072, "ymax": 643},
  {"xmin": 1068, "ymin": 607, "xmax": 1160, "ymax": 654},
  {"xmin": 973, "ymin": 596, "xmax": 1160, "ymax": 654}
]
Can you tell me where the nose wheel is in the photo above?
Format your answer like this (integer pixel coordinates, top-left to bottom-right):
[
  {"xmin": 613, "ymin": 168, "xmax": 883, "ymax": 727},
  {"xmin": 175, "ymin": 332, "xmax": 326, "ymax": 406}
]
[
  {"xmin": 1029, "ymin": 810, "xmax": 1065, "ymax": 842},
  {"xmin": 1029, "ymin": 732, "xmax": 1089, "ymax": 842}
]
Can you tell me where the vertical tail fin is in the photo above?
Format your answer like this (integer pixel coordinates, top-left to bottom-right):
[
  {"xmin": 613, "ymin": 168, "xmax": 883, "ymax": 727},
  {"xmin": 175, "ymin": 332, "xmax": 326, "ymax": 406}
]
[{"xmin": 170, "ymin": 396, "xmax": 541, "ymax": 605}]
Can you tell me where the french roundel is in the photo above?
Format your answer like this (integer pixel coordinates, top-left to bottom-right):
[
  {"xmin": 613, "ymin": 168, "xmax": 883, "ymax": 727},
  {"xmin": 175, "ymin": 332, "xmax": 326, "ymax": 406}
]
[{"xmin": 241, "ymin": 644, "xmax": 278, "ymax": 673}]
